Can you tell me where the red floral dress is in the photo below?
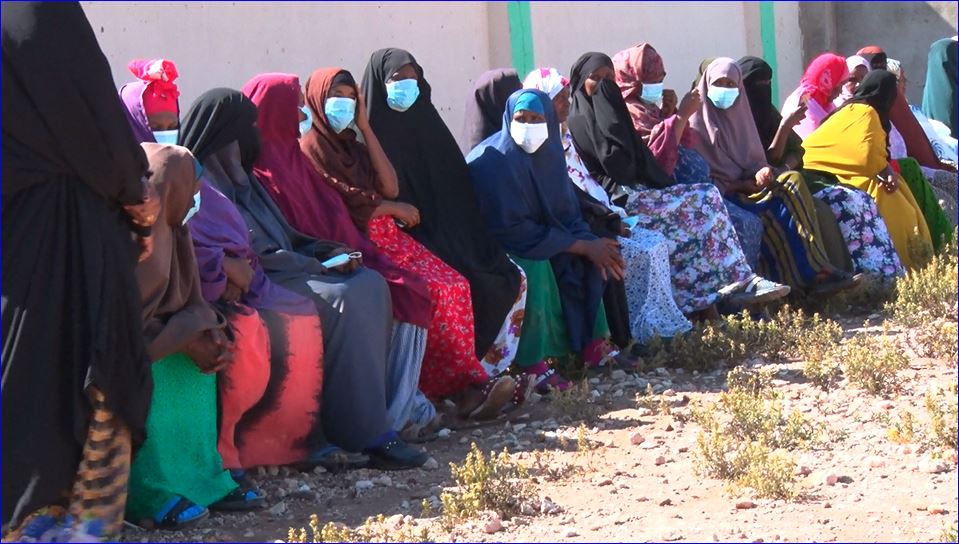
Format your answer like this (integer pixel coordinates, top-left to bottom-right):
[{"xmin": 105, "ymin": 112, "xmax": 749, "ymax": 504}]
[{"xmin": 367, "ymin": 215, "xmax": 488, "ymax": 399}]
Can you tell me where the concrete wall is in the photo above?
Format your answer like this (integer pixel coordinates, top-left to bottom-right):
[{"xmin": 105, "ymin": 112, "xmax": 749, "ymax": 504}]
[
  {"xmin": 82, "ymin": 1, "xmax": 952, "ymax": 147},
  {"xmin": 799, "ymin": 2, "xmax": 957, "ymax": 103}
]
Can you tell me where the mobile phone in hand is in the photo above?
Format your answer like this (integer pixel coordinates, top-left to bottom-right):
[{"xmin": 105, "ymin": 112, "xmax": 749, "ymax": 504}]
[{"xmin": 320, "ymin": 251, "xmax": 362, "ymax": 268}]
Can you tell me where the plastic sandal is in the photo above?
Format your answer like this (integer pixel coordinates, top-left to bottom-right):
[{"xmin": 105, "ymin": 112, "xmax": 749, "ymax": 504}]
[
  {"xmin": 503, "ymin": 372, "xmax": 536, "ymax": 413},
  {"xmin": 209, "ymin": 487, "xmax": 265, "ymax": 512},
  {"xmin": 468, "ymin": 375, "xmax": 516, "ymax": 420},
  {"xmin": 151, "ymin": 496, "xmax": 209, "ymax": 530}
]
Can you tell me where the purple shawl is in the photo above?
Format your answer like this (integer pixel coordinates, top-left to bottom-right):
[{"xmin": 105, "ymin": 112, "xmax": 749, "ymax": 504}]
[
  {"xmin": 188, "ymin": 179, "xmax": 317, "ymax": 316},
  {"xmin": 119, "ymin": 80, "xmax": 158, "ymax": 144}
]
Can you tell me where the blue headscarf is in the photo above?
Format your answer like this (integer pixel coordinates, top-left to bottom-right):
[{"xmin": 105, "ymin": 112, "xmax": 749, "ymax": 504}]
[{"xmin": 467, "ymin": 89, "xmax": 604, "ymax": 352}]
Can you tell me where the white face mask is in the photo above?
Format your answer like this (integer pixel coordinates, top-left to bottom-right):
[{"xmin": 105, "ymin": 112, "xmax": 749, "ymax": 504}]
[{"xmin": 510, "ymin": 121, "xmax": 549, "ymax": 154}]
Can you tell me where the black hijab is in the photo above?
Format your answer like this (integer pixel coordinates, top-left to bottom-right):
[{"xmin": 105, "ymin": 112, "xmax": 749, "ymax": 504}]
[
  {"xmin": 846, "ymin": 69, "xmax": 899, "ymax": 133},
  {"xmin": 178, "ymin": 87, "xmax": 261, "ymax": 170},
  {"xmin": 566, "ymin": 52, "xmax": 673, "ymax": 195},
  {"xmin": 462, "ymin": 68, "xmax": 522, "ymax": 152},
  {"xmin": 362, "ymin": 47, "xmax": 522, "ymax": 357}
]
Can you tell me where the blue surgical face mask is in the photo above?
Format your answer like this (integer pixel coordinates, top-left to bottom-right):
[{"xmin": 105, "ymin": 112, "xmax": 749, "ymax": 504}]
[
  {"xmin": 324, "ymin": 97, "xmax": 356, "ymax": 133},
  {"xmin": 298, "ymin": 106, "xmax": 313, "ymax": 137},
  {"xmin": 640, "ymin": 82, "xmax": 664, "ymax": 104},
  {"xmin": 182, "ymin": 190, "xmax": 201, "ymax": 225},
  {"xmin": 707, "ymin": 85, "xmax": 740, "ymax": 110},
  {"xmin": 153, "ymin": 129, "xmax": 178, "ymax": 145},
  {"xmin": 385, "ymin": 79, "xmax": 420, "ymax": 112}
]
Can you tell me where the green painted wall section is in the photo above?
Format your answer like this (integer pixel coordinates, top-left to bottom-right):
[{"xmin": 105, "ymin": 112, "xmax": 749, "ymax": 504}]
[
  {"xmin": 507, "ymin": 1, "xmax": 535, "ymax": 78},
  {"xmin": 759, "ymin": 1, "xmax": 779, "ymax": 101}
]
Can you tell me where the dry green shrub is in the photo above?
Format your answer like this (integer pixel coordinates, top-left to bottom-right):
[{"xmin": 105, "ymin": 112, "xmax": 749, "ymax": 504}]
[
  {"xmin": 889, "ymin": 231, "xmax": 958, "ymax": 360},
  {"xmin": 551, "ymin": 379, "xmax": 600, "ymax": 422},
  {"xmin": 841, "ymin": 327, "xmax": 908, "ymax": 395},
  {"xmin": 925, "ymin": 384, "xmax": 958, "ymax": 451},
  {"xmin": 440, "ymin": 443, "xmax": 537, "ymax": 528},
  {"xmin": 286, "ymin": 513, "xmax": 431, "ymax": 543},
  {"xmin": 530, "ymin": 449, "xmax": 579, "ymax": 482},
  {"xmin": 690, "ymin": 367, "xmax": 816, "ymax": 500},
  {"xmin": 886, "ymin": 409, "xmax": 919, "ymax": 445},
  {"xmin": 942, "ymin": 521, "xmax": 958, "ymax": 543}
]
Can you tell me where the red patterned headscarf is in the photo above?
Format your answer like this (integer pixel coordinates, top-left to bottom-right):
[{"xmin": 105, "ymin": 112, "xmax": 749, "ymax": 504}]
[
  {"xmin": 128, "ymin": 58, "xmax": 180, "ymax": 115},
  {"xmin": 798, "ymin": 53, "xmax": 848, "ymax": 108}
]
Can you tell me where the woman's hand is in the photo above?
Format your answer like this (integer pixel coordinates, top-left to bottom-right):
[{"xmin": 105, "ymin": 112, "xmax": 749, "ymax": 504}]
[
  {"xmin": 574, "ymin": 238, "xmax": 626, "ymax": 281},
  {"xmin": 877, "ymin": 167, "xmax": 899, "ymax": 193},
  {"xmin": 327, "ymin": 247, "xmax": 363, "ymax": 274},
  {"xmin": 677, "ymin": 88, "xmax": 702, "ymax": 120},
  {"xmin": 781, "ymin": 102, "xmax": 808, "ymax": 129},
  {"xmin": 185, "ymin": 329, "xmax": 235, "ymax": 374},
  {"xmin": 123, "ymin": 181, "xmax": 161, "ymax": 228},
  {"xmin": 661, "ymin": 89, "xmax": 678, "ymax": 117},
  {"xmin": 221, "ymin": 282, "xmax": 243, "ymax": 303},
  {"xmin": 754, "ymin": 166, "xmax": 775, "ymax": 188},
  {"xmin": 135, "ymin": 234, "xmax": 154, "ymax": 263},
  {"xmin": 354, "ymin": 91, "xmax": 371, "ymax": 132},
  {"xmin": 388, "ymin": 201, "xmax": 421, "ymax": 227},
  {"xmin": 222, "ymin": 256, "xmax": 255, "ymax": 293}
]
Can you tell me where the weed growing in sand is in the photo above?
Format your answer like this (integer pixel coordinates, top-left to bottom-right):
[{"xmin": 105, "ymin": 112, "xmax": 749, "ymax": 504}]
[
  {"xmin": 841, "ymin": 326, "xmax": 908, "ymax": 396},
  {"xmin": 286, "ymin": 513, "xmax": 431, "ymax": 543},
  {"xmin": 690, "ymin": 367, "xmax": 819, "ymax": 500},
  {"xmin": 889, "ymin": 231, "xmax": 958, "ymax": 361},
  {"xmin": 925, "ymin": 384, "xmax": 958, "ymax": 451},
  {"xmin": 551, "ymin": 379, "xmax": 601, "ymax": 423},
  {"xmin": 440, "ymin": 443, "xmax": 537, "ymax": 529},
  {"xmin": 942, "ymin": 521, "xmax": 958, "ymax": 543},
  {"xmin": 886, "ymin": 409, "xmax": 918, "ymax": 445}
]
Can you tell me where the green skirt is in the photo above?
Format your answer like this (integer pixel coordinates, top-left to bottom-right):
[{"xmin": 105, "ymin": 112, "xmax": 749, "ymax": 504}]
[
  {"xmin": 125, "ymin": 353, "xmax": 237, "ymax": 523},
  {"xmin": 512, "ymin": 256, "xmax": 609, "ymax": 368},
  {"xmin": 897, "ymin": 158, "xmax": 953, "ymax": 252}
]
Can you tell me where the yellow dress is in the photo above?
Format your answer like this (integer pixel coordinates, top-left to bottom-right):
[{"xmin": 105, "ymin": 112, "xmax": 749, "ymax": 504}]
[{"xmin": 802, "ymin": 103, "xmax": 932, "ymax": 270}]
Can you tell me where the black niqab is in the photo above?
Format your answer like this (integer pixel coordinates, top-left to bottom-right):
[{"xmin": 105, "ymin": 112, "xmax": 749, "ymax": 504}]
[
  {"xmin": 847, "ymin": 69, "xmax": 899, "ymax": 133},
  {"xmin": 462, "ymin": 68, "xmax": 522, "ymax": 152},
  {"xmin": 566, "ymin": 52, "xmax": 673, "ymax": 195},
  {"xmin": 362, "ymin": 48, "xmax": 522, "ymax": 357}
]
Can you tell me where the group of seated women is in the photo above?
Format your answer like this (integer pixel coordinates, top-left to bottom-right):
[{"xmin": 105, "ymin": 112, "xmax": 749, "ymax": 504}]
[{"xmin": 3, "ymin": 3, "xmax": 956, "ymax": 539}]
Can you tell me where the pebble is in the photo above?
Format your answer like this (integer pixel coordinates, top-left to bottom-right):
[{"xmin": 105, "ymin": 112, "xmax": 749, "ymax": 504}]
[
  {"xmin": 354, "ymin": 480, "xmax": 374, "ymax": 491},
  {"xmin": 268, "ymin": 502, "xmax": 288, "ymax": 516},
  {"xmin": 823, "ymin": 474, "xmax": 839, "ymax": 486},
  {"xmin": 437, "ymin": 428, "xmax": 452, "ymax": 439},
  {"xmin": 483, "ymin": 514, "xmax": 503, "ymax": 534},
  {"xmin": 521, "ymin": 502, "xmax": 537, "ymax": 516},
  {"xmin": 795, "ymin": 465, "xmax": 812, "ymax": 477},
  {"xmin": 374, "ymin": 475, "xmax": 393, "ymax": 487},
  {"xmin": 678, "ymin": 446, "xmax": 689, "ymax": 453},
  {"xmin": 736, "ymin": 500, "xmax": 757, "ymax": 510},
  {"xmin": 472, "ymin": 429, "xmax": 484, "ymax": 437},
  {"xmin": 563, "ymin": 529, "xmax": 580, "ymax": 538},
  {"xmin": 513, "ymin": 423, "xmax": 527, "ymax": 432},
  {"xmin": 611, "ymin": 369, "xmax": 627, "ymax": 381},
  {"xmin": 875, "ymin": 400, "xmax": 895, "ymax": 411},
  {"xmin": 866, "ymin": 456, "xmax": 886, "ymax": 469},
  {"xmin": 459, "ymin": 437, "xmax": 469, "ymax": 445},
  {"xmin": 654, "ymin": 455, "xmax": 666, "ymax": 466},
  {"xmin": 928, "ymin": 505, "xmax": 948, "ymax": 515},
  {"xmin": 641, "ymin": 441, "xmax": 658, "ymax": 450},
  {"xmin": 312, "ymin": 466, "xmax": 327, "ymax": 475},
  {"xmin": 659, "ymin": 498, "xmax": 672, "ymax": 507},
  {"xmin": 596, "ymin": 478, "xmax": 613, "ymax": 487},
  {"xmin": 423, "ymin": 457, "xmax": 440, "ymax": 471},
  {"xmin": 267, "ymin": 466, "xmax": 280, "ymax": 477},
  {"xmin": 630, "ymin": 432, "xmax": 645, "ymax": 445},
  {"xmin": 919, "ymin": 459, "xmax": 950, "ymax": 474},
  {"xmin": 663, "ymin": 389, "xmax": 676, "ymax": 397}
]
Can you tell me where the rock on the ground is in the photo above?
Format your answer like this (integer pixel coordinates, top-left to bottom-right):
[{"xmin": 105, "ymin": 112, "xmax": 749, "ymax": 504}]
[
  {"xmin": 268, "ymin": 502, "xmax": 288, "ymax": 516},
  {"xmin": 437, "ymin": 428, "xmax": 452, "ymax": 439},
  {"xmin": 354, "ymin": 479, "xmax": 374, "ymax": 491},
  {"xmin": 423, "ymin": 457, "xmax": 440, "ymax": 471},
  {"xmin": 866, "ymin": 456, "xmax": 886, "ymax": 469},
  {"xmin": 563, "ymin": 529, "xmax": 579, "ymax": 538},
  {"xmin": 736, "ymin": 500, "xmax": 757, "ymax": 509},
  {"xmin": 482, "ymin": 512, "xmax": 503, "ymax": 534},
  {"xmin": 654, "ymin": 455, "xmax": 666, "ymax": 466},
  {"xmin": 630, "ymin": 432, "xmax": 645, "ymax": 445}
]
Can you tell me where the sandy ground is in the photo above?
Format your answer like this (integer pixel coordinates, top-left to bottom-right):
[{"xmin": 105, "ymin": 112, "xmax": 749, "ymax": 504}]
[{"xmin": 123, "ymin": 318, "xmax": 958, "ymax": 543}]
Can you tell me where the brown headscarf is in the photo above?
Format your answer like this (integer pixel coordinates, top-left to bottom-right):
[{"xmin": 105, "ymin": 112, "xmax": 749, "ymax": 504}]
[
  {"xmin": 300, "ymin": 68, "xmax": 381, "ymax": 232},
  {"xmin": 137, "ymin": 143, "xmax": 222, "ymax": 361},
  {"xmin": 613, "ymin": 43, "xmax": 664, "ymax": 136},
  {"xmin": 687, "ymin": 57, "xmax": 768, "ymax": 182}
]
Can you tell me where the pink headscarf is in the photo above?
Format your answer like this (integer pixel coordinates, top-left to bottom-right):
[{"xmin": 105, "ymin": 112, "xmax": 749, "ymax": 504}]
[
  {"xmin": 687, "ymin": 57, "xmax": 767, "ymax": 182},
  {"xmin": 798, "ymin": 53, "xmax": 848, "ymax": 108},
  {"xmin": 128, "ymin": 58, "xmax": 180, "ymax": 115},
  {"xmin": 522, "ymin": 67, "xmax": 569, "ymax": 99}
]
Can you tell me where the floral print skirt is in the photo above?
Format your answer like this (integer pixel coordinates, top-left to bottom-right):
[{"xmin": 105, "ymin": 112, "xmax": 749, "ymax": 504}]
[
  {"xmin": 619, "ymin": 228, "xmax": 692, "ymax": 343},
  {"xmin": 625, "ymin": 183, "xmax": 754, "ymax": 313}
]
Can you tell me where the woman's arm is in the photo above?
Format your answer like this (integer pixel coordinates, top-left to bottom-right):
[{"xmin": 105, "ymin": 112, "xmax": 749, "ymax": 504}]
[{"xmin": 355, "ymin": 92, "xmax": 399, "ymax": 199}]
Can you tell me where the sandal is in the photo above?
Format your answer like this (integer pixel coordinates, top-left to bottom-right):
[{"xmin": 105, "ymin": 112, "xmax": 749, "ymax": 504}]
[
  {"xmin": 148, "ymin": 496, "xmax": 209, "ymax": 530},
  {"xmin": 724, "ymin": 275, "xmax": 791, "ymax": 306},
  {"xmin": 811, "ymin": 271, "xmax": 864, "ymax": 296},
  {"xmin": 503, "ymin": 372, "xmax": 536, "ymax": 413},
  {"xmin": 209, "ymin": 487, "xmax": 266, "ymax": 512},
  {"xmin": 524, "ymin": 361, "xmax": 571, "ymax": 395},
  {"xmin": 400, "ymin": 413, "xmax": 446, "ymax": 444},
  {"xmin": 295, "ymin": 445, "xmax": 370, "ymax": 472},
  {"xmin": 467, "ymin": 375, "xmax": 516, "ymax": 420}
]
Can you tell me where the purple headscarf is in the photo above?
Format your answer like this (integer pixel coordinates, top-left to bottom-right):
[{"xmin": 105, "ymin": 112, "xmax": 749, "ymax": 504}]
[
  {"xmin": 119, "ymin": 80, "xmax": 158, "ymax": 144},
  {"xmin": 188, "ymin": 179, "xmax": 318, "ymax": 316}
]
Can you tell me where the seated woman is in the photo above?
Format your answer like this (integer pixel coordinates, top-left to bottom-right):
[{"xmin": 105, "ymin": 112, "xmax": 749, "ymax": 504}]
[
  {"xmin": 738, "ymin": 55, "xmax": 904, "ymax": 281},
  {"xmin": 688, "ymin": 57, "xmax": 861, "ymax": 294},
  {"xmin": 922, "ymin": 37, "xmax": 957, "ymax": 139},
  {"xmin": 118, "ymin": 59, "xmax": 344, "ymax": 476},
  {"xmin": 467, "ymin": 89, "xmax": 621, "ymax": 387},
  {"xmin": 890, "ymin": 56, "xmax": 957, "ymax": 166},
  {"xmin": 296, "ymin": 67, "xmax": 520, "ymax": 418},
  {"xmin": 566, "ymin": 52, "xmax": 789, "ymax": 317},
  {"xmin": 127, "ymin": 143, "xmax": 263, "ymax": 529},
  {"xmin": 462, "ymin": 68, "xmax": 522, "ymax": 151},
  {"xmin": 833, "ymin": 55, "xmax": 870, "ymax": 108},
  {"xmin": 524, "ymin": 67, "xmax": 692, "ymax": 348},
  {"xmin": 781, "ymin": 53, "xmax": 848, "ymax": 141},
  {"xmin": 179, "ymin": 89, "xmax": 428, "ymax": 470},
  {"xmin": 362, "ymin": 48, "xmax": 527, "ymax": 382},
  {"xmin": 802, "ymin": 70, "xmax": 934, "ymax": 270},
  {"xmin": 613, "ymin": 43, "xmax": 763, "ymax": 269}
]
